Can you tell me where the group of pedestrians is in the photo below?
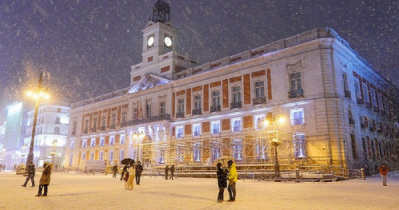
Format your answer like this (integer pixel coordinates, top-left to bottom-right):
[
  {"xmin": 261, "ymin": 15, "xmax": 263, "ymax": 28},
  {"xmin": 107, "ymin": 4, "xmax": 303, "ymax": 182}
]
[
  {"xmin": 119, "ymin": 161, "xmax": 144, "ymax": 190},
  {"xmin": 20, "ymin": 161, "xmax": 52, "ymax": 197},
  {"xmin": 216, "ymin": 160, "xmax": 237, "ymax": 203},
  {"xmin": 164, "ymin": 165, "xmax": 175, "ymax": 180}
]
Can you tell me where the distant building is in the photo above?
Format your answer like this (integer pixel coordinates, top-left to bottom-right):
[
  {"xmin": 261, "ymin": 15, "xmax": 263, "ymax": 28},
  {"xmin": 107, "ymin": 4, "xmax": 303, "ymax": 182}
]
[
  {"xmin": 65, "ymin": 0, "xmax": 399, "ymax": 173},
  {"xmin": 22, "ymin": 103, "xmax": 70, "ymax": 168}
]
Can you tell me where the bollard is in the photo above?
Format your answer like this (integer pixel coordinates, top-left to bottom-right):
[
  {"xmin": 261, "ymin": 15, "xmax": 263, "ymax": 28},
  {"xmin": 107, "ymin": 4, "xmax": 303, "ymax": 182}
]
[
  {"xmin": 295, "ymin": 168, "xmax": 300, "ymax": 182},
  {"xmin": 360, "ymin": 168, "xmax": 366, "ymax": 180}
]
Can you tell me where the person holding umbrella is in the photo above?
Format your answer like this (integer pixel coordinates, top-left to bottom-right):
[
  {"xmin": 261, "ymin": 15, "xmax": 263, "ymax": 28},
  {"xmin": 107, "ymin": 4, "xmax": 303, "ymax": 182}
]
[{"xmin": 216, "ymin": 162, "xmax": 228, "ymax": 202}]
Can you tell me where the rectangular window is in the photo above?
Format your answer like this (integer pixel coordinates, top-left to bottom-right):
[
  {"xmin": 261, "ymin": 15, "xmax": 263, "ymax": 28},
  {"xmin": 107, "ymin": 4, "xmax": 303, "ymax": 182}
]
[
  {"xmin": 82, "ymin": 153, "xmax": 86, "ymax": 160},
  {"xmin": 111, "ymin": 113, "xmax": 117, "ymax": 126},
  {"xmin": 232, "ymin": 86, "xmax": 241, "ymax": 103},
  {"xmin": 178, "ymin": 99, "xmax": 185, "ymax": 113},
  {"xmin": 212, "ymin": 142, "xmax": 220, "ymax": 160},
  {"xmin": 194, "ymin": 95, "xmax": 202, "ymax": 110},
  {"xmin": 293, "ymin": 134, "xmax": 306, "ymax": 158},
  {"xmin": 84, "ymin": 119, "xmax": 89, "ymax": 131},
  {"xmin": 177, "ymin": 145, "xmax": 184, "ymax": 162},
  {"xmin": 354, "ymin": 80, "xmax": 361, "ymax": 99},
  {"xmin": 370, "ymin": 88, "xmax": 377, "ymax": 107},
  {"xmin": 91, "ymin": 138, "xmax": 95, "ymax": 147},
  {"xmin": 100, "ymin": 138, "xmax": 105, "ymax": 147},
  {"xmin": 55, "ymin": 117, "xmax": 60, "ymax": 124},
  {"xmin": 120, "ymin": 135, "xmax": 125, "ymax": 144},
  {"xmin": 70, "ymin": 141, "xmax": 74, "ymax": 149},
  {"xmin": 101, "ymin": 117, "xmax": 106, "ymax": 127},
  {"xmin": 110, "ymin": 136, "xmax": 115, "ymax": 145},
  {"xmin": 193, "ymin": 143, "xmax": 201, "ymax": 162},
  {"xmin": 362, "ymin": 138, "xmax": 367, "ymax": 160},
  {"xmin": 342, "ymin": 73, "xmax": 349, "ymax": 91},
  {"xmin": 193, "ymin": 124, "xmax": 201, "ymax": 137},
  {"xmin": 232, "ymin": 139, "xmax": 243, "ymax": 160},
  {"xmin": 255, "ymin": 81, "xmax": 265, "ymax": 98},
  {"xmin": 254, "ymin": 114, "xmax": 265, "ymax": 130},
  {"xmin": 350, "ymin": 134, "xmax": 358, "ymax": 159},
  {"xmin": 159, "ymin": 102, "xmax": 166, "ymax": 116},
  {"xmin": 231, "ymin": 118, "xmax": 242, "ymax": 132},
  {"xmin": 54, "ymin": 127, "xmax": 60, "ymax": 134},
  {"xmin": 99, "ymin": 151, "xmax": 103, "ymax": 160},
  {"xmin": 290, "ymin": 108, "xmax": 305, "ymax": 125},
  {"xmin": 109, "ymin": 150, "xmax": 114, "ymax": 163},
  {"xmin": 93, "ymin": 118, "xmax": 98, "ymax": 129},
  {"xmin": 120, "ymin": 150, "xmax": 124, "ymax": 162},
  {"xmin": 133, "ymin": 108, "xmax": 138, "ymax": 119},
  {"xmin": 72, "ymin": 122, "xmax": 77, "ymax": 134},
  {"xmin": 212, "ymin": 90, "xmax": 220, "ymax": 107},
  {"xmin": 211, "ymin": 121, "xmax": 220, "ymax": 134},
  {"xmin": 90, "ymin": 152, "xmax": 94, "ymax": 160},
  {"xmin": 159, "ymin": 146, "xmax": 165, "ymax": 164},
  {"xmin": 146, "ymin": 103, "xmax": 152, "ymax": 117},
  {"xmin": 176, "ymin": 126, "xmax": 184, "ymax": 138},
  {"xmin": 69, "ymin": 154, "xmax": 73, "ymax": 166},
  {"xmin": 256, "ymin": 138, "xmax": 267, "ymax": 160},
  {"xmin": 82, "ymin": 139, "xmax": 87, "ymax": 148},
  {"xmin": 122, "ymin": 112, "xmax": 127, "ymax": 123},
  {"xmin": 362, "ymin": 82, "xmax": 370, "ymax": 103}
]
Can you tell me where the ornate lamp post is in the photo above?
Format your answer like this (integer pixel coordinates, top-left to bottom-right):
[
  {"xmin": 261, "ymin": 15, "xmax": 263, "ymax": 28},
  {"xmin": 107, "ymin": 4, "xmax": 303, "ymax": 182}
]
[
  {"xmin": 25, "ymin": 73, "xmax": 50, "ymax": 168},
  {"xmin": 263, "ymin": 116, "xmax": 285, "ymax": 181}
]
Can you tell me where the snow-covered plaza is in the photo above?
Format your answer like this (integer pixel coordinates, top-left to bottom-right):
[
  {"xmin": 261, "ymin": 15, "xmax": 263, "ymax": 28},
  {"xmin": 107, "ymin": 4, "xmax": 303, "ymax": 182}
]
[{"xmin": 1, "ymin": 171, "xmax": 398, "ymax": 210}]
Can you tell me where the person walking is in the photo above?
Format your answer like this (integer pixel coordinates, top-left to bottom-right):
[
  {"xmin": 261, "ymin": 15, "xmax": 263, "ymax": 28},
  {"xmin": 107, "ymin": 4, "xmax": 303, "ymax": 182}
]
[
  {"xmin": 227, "ymin": 160, "xmax": 237, "ymax": 202},
  {"xmin": 170, "ymin": 165, "xmax": 175, "ymax": 180},
  {"xmin": 379, "ymin": 163, "xmax": 389, "ymax": 186},
  {"xmin": 112, "ymin": 164, "xmax": 118, "ymax": 178},
  {"xmin": 216, "ymin": 163, "xmax": 228, "ymax": 203},
  {"xmin": 135, "ymin": 161, "xmax": 143, "ymax": 185},
  {"xmin": 126, "ymin": 164, "xmax": 136, "ymax": 190},
  {"xmin": 35, "ymin": 162, "xmax": 52, "ymax": 197},
  {"xmin": 22, "ymin": 161, "xmax": 36, "ymax": 187},
  {"xmin": 165, "ymin": 165, "xmax": 169, "ymax": 180}
]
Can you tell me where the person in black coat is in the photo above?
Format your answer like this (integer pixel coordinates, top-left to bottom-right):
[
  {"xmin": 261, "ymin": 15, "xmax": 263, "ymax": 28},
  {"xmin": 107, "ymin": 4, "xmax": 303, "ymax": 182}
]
[
  {"xmin": 165, "ymin": 165, "xmax": 169, "ymax": 180},
  {"xmin": 169, "ymin": 165, "xmax": 175, "ymax": 180},
  {"xmin": 216, "ymin": 163, "xmax": 228, "ymax": 202},
  {"xmin": 135, "ymin": 161, "xmax": 143, "ymax": 185},
  {"xmin": 120, "ymin": 165, "xmax": 129, "ymax": 181}
]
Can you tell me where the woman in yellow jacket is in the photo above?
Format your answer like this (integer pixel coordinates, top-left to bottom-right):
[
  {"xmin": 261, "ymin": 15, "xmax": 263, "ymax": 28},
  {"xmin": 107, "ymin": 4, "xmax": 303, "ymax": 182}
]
[
  {"xmin": 126, "ymin": 165, "xmax": 136, "ymax": 190},
  {"xmin": 227, "ymin": 160, "xmax": 237, "ymax": 202}
]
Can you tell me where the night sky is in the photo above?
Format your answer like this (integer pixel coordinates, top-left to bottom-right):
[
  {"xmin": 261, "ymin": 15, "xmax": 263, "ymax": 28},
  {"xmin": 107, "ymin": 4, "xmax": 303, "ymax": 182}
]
[{"xmin": 0, "ymin": 0, "xmax": 398, "ymax": 121}]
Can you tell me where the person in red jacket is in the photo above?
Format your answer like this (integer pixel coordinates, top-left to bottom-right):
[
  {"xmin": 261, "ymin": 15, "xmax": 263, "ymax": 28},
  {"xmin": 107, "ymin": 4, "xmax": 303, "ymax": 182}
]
[{"xmin": 379, "ymin": 163, "xmax": 389, "ymax": 186}]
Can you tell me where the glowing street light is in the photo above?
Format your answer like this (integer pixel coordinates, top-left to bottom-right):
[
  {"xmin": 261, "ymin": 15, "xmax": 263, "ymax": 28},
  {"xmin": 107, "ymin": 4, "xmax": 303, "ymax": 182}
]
[
  {"xmin": 263, "ymin": 115, "xmax": 286, "ymax": 181},
  {"xmin": 132, "ymin": 131, "xmax": 144, "ymax": 162},
  {"xmin": 25, "ymin": 72, "xmax": 50, "ymax": 170}
]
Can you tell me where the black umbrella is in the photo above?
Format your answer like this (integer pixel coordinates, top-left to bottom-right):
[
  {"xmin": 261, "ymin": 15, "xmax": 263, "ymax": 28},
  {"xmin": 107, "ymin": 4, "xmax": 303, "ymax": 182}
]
[{"xmin": 121, "ymin": 158, "xmax": 135, "ymax": 165}]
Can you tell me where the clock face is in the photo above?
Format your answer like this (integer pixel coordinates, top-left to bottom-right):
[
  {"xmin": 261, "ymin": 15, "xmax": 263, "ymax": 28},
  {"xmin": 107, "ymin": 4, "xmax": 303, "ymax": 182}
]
[
  {"xmin": 147, "ymin": 36, "xmax": 154, "ymax": 47},
  {"xmin": 164, "ymin": 37, "xmax": 172, "ymax": 47}
]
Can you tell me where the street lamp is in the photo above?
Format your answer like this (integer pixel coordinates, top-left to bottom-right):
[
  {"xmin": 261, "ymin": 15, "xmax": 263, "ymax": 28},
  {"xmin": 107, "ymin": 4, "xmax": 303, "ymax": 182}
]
[
  {"xmin": 25, "ymin": 73, "xmax": 50, "ymax": 168},
  {"xmin": 263, "ymin": 115, "xmax": 286, "ymax": 181},
  {"xmin": 132, "ymin": 131, "xmax": 144, "ymax": 162}
]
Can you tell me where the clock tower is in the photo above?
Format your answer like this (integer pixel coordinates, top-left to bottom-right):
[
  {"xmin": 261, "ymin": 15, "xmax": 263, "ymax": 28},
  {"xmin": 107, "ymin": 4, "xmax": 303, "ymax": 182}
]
[{"xmin": 130, "ymin": 0, "xmax": 197, "ymax": 85}]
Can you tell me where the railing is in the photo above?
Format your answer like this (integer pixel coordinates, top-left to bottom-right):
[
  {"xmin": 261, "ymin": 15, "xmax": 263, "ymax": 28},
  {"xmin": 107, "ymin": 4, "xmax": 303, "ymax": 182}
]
[
  {"xmin": 176, "ymin": 133, "xmax": 183, "ymax": 138},
  {"xmin": 291, "ymin": 118, "xmax": 304, "ymax": 125},
  {"xmin": 176, "ymin": 112, "xmax": 184, "ymax": 118},
  {"xmin": 348, "ymin": 118, "xmax": 355, "ymax": 125},
  {"xmin": 365, "ymin": 102, "xmax": 371, "ymax": 109},
  {"xmin": 100, "ymin": 126, "xmax": 106, "ymax": 131},
  {"xmin": 230, "ymin": 101, "xmax": 242, "ymax": 109},
  {"xmin": 109, "ymin": 124, "xmax": 116, "ymax": 129},
  {"xmin": 252, "ymin": 97, "xmax": 266, "ymax": 105},
  {"xmin": 83, "ymin": 129, "xmax": 88, "ymax": 134},
  {"xmin": 192, "ymin": 109, "xmax": 202, "ymax": 116},
  {"xmin": 288, "ymin": 89, "xmax": 304, "ymax": 98},
  {"xmin": 91, "ymin": 127, "xmax": 97, "ymax": 132},
  {"xmin": 210, "ymin": 105, "xmax": 221, "ymax": 112},
  {"xmin": 121, "ymin": 114, "xmax": 171, "ymax": 127},
  {"xmin": 193, "ymin": 132, "xmax": 201, "ymax": 137},
  {"xmin": 360, "ymin": 124, "xmax": 366, "ymax": 128},
  {"xmin": 357, "ymin": 98, "xmax": 364, "ymax": 104},
  {"xmin": 344, "ymin": 90, "xmax": 351, "ymax": 99}
]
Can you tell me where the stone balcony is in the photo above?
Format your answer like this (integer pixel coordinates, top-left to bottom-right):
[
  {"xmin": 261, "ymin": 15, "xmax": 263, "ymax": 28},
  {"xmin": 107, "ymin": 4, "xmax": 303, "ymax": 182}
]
[{"xmin": 121, "ymin": 114, "xmax": 171, "ymax": 127}]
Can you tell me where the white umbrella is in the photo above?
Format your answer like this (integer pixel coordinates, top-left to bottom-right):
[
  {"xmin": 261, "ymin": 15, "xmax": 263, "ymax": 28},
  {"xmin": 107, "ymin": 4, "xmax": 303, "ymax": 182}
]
[{"xmin": 212, "ymin": 156, "xmax": 235, "ymax": 167}]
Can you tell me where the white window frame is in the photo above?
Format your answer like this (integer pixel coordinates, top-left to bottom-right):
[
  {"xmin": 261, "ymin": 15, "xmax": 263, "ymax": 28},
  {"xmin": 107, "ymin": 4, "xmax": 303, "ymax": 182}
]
[
  {"xmin": 70, "ymin": 140, "xmax": 74, "ymax": 149},
  {"xmin": 193, "ymin": 123, "xmax": 201, "ymax": 137},
  {"xmin": 293, "ymin": 133, "xmax": 306, "ymax": 158},
  {"xmin": 231, "ymin": 117, "xmax": 242, "ymax": 133},
  {"xmin": 232, "ymin": 139, "xmax": 243, "ymax": 160},
  {"xmin": 231, "ymin": 86, "xmax": 242, "ymax": 103},
  {"xmin": 211, "ymin": 90, "xmax": 221, "ymax": 107},
  {"xmin": 254, "ymin": 80, "xmax": 265, "ymax": 98},
  {"xmin": 82, "ymin": 139, "xmax": 87, "ymax": 148},
  {"xmin": 256, "ymin": 138, "xmax": 267, "ymax": 160},
  {"xmin": 176, "ymin": 126, "xmax": 184, "ymax": 138},
  {"xmin": 110, "ymin": 136, "xmax": 115, "ymax": 145},
  {"xmin": 159, "ymin": 101, "xmax": 166, "ymax": 116},
  {"xmin": 90, "ymin": 138, "xmax": 95, "ymax": 147},
  {"xmin": 109, "ymin": 150, "xmax": 114, "ymax": 163},
  {"xmin": 177, "ymin": 98, "xmax": 185, "ymax": 114},
  {"xmin": 193, "ymin": 143, "xmax": 201, "ymax": 162},
  {"xmin": 90, "ymin": 152, "xmax": 94, "ymax": 160},
  {"xmin": 290, "ymin": 108, "xmax": 305, "ymax": 125},
  {"xmin": 211, "ymin": 121, "xmax": 220, "ymax": 135},
  {"xmin": 100, "ymin": 137, "xmax": 105, "ymax": 147},
  {"xmin": 120, "ymin": 135, "xmax": 125, "ymax": 144},
  {"xmin": 212, "ymin": 141, "xmax": 220, "ymax": 160},
  {"xmin": 254, "ymin": 114, "xmax": 266, "ymax": 130},
  {"xmin": 193, "ymin": 94, "xmax": 202, "ymax": 110},
  {"xmin": 99, "ymin": 151, "xmax": 104, "ymax": 160}
]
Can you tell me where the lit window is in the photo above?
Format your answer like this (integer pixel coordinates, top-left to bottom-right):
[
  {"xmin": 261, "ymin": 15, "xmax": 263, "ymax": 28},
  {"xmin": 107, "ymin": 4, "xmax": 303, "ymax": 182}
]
[
  {"xmin": 231, "ymin": 118, "xmax": 242, "ymax": 132},
  {"xmin": 193, "ymin": 124, "xmax": 201, "ymax": 137},
  {"xmin": 211, "ymin": 121, "xmax": 220, "ymax": 134},
  {"xmin": 91, "ymin": 138, "xmax": 95, "ymax": 147},
  {"xmin": 193, "ymin": 143, "xmax": 201, "ymax": 162},
  {"xmin": 110, "ymin": 136, "xmax": 115, "ymax": 145},
  {"xmin": 232, "ymin": 139, "xmax": 243, "ymax": 160},
  {"xmin": 120, "ymin": 135, "xmax": 125, "ymax": 144},
  {"xmin": 293, "ymin": 134, "xmax": 306, "ymax": 158},
  {"xmin": 100, "ymin": 138, "xmax": 105, "ymax": 147},
  {"xmin": 290, "ymin": 108, "xmax": 305, "ymax": 125},
  {"xmin": 212, "ymin": 141, "xmax": 220, "ymax": 160},
  {"xmin": 99, "ymin": 151, "xmax": 103, "ymax": 160},
  {"xmin": 176, "ymin": 126, "xmax": 184, "ymax": 138},
  {"xmin": 254, "ymin": 114, "xmax": 265, "ymax": 130},
  {"xmin": 82, "ymin": 139, "xmax": 87, "ymax": 148},
  {"xmin": 109, "ymin": 150, "xmax": 114, "ymax": 163}
]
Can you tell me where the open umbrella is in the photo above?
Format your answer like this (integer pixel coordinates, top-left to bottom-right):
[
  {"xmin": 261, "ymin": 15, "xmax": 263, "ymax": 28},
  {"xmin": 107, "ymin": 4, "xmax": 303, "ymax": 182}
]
[
  {"xmin": 212, "ymin": 156, "xmax": 235, "ymax": 167},
  {"xmin": 120, "ymin": 158, "xmax": 135, "ymax": 165}
]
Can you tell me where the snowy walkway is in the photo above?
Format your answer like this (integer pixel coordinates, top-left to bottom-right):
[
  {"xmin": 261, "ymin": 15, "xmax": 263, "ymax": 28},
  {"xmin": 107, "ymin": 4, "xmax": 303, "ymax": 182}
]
[{"xmin": 0, "ymin": 171, "xmax": 398, "ymax": 210}]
